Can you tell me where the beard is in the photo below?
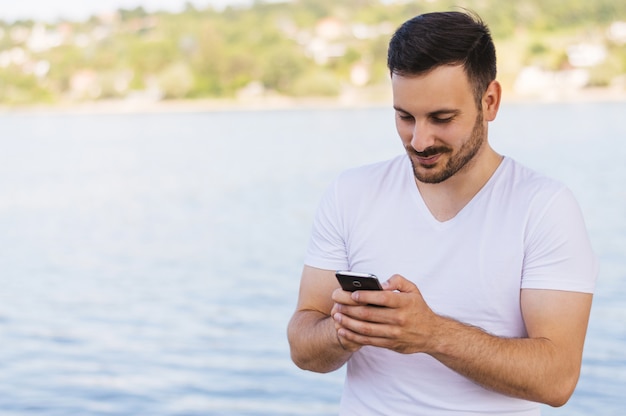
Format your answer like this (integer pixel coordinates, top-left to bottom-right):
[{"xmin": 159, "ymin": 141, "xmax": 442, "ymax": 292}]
[{"xmin": 406, "ymin": 112, "xmax": 485, "ymax": 184}]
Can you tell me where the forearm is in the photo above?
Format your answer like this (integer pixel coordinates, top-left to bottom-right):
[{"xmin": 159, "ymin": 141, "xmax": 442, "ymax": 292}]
[
  {"xmin": 429, "ymin": 317, "xmax": 579, "ymax": 406},
  {"xmin": 335, "ymin": 278, "xmax": 591, "ymax": 406},
  {"xmin": 287, "ymin": 310, "xmax": 352, "ymax": 373}
]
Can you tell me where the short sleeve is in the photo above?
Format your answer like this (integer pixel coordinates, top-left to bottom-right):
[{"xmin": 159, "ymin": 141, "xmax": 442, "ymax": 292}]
[
  {"xmin": 521, "ymin": 187, "xmax": 598, "ymax": 293},
  {"xmin": 303, "ymin": 179, "xmax": 350, "ymax": 271}
]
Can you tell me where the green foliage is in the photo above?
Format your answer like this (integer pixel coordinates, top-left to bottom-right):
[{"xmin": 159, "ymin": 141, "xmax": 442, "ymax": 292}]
[
  {"xmin": 0, "ymin": 67, "xmax": 54, "ymax": 104},
  {"xmin": 0, "ymin": 0, "xmax": 625, "ymax": 105},
  {"xmin": 259, "ymin": 45, "xmax": 308, "ymax": 93},
  {"xmin": 158, "ymin": 61, "xmax": 194, "ymax": 98},
  {"xmin": 289, "ymin": 69, "xmax": 341, "ymax": 97},
  {"xmin": 588, "ymin": 46, "xmax": 626, "ymax": 87}
]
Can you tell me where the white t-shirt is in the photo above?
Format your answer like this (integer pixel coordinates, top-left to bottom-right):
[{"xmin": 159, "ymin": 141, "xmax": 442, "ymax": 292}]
[{"xmin": 304, "ymin": 155, "xmax": 598, "ymax": 415}]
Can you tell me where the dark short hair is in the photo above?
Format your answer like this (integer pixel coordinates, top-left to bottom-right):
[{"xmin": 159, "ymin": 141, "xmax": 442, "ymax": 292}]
[{"xmin": 387, "ymin": 11, "xmax": 497, "ymax": 107}]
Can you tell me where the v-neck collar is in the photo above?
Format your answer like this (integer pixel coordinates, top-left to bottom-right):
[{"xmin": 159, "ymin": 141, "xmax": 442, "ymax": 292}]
[{"xmin": 406, "ymin": 155, "xmax": 508, "ymax": 228}]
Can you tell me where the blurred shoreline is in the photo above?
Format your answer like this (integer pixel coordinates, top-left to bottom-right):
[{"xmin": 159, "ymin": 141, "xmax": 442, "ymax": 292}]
[{"xmin": 2, "ymin": 86, "xmax": 625, "ymax": 115}]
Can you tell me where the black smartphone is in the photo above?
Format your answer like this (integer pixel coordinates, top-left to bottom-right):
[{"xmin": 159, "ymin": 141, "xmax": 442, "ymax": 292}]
[{"xmin": 335, "ymin": 271, "xmax": 383, "ymax": 292}]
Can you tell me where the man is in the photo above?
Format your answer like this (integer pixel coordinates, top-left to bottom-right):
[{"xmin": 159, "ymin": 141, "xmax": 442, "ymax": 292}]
[{"xmin": 287, "ymin": 11, "xmax": 597, "ymax": 416}]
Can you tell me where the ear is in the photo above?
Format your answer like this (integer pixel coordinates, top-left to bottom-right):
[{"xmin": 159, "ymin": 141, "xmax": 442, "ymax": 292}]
[{"xmin": 482, "ymin": 80, "xmax": 501, "ymax": 122}]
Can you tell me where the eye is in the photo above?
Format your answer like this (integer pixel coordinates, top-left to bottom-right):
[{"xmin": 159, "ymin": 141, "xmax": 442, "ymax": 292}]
[
  {"xmin": 432, "ymin": 115, "xmax": 454, "ymax": 124},
  {"xmin": 397, "ymin": 112, "xmax": 414, "ymax": 121}
]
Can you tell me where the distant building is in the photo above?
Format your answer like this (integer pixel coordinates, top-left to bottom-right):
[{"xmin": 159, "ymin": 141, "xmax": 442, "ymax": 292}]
[
  {"xmin": 306, "ymin": 38, "xmax": 346, "ymax": 65},
  {"xmin": 566, "ymin": 43, "xmax": 607, "ymax": 68},
  {"xmin": 514, "ymin": 66, "xmax": 589, "ymax": 98},
  {"xmin": 351, "ymin": 22, "xmax": 394, "ymax": 40},
  {"xmin": 70, "ymin": 70, "xmax": 101, "ymax": 100},
  {"xmin": 305, "ymin": 17, "xmax": 350, "ymax": 65},
  {"xmin": 607, "ymin": 21, "xmax": 626, "ymax": 44},
  {"xmin": 0, "ymin": 47, "xmax": 27, "ymax": 68},
  {"xmin": 350, "ymin": 62, "xmax": 370, "ymax": 86},
  {"xmin": 315, "ymin": 17, "xmax": 345, "ymax": 40},
  {"xmin": 27, "ymin": 23, "xmax": 63, "ymax": 52}
]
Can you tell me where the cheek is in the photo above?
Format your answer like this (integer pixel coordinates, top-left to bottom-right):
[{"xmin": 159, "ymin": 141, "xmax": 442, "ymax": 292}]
[{"xmin": 437, "ymin": 124, "xmax": 469, "ymax": 145}]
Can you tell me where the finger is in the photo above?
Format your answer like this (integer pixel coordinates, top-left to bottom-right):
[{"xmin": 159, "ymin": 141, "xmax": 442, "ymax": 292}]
[
  {"xmin": 334, "ymin": 310, "xmax": 388, "ymax": 338},
  {"xmin": 336, "ymin": 300, "xmax": 400, "ymax": 327},
  {"xmin": 336, "ymin": 330, "xmax": 361, "ymax": 351},
  {"xmin": 350, "ymin": 289, "xmax": 388, "ymax": 307},
  {"xmin": 383, "ymin": 274, "xmax": 419, "ymax": 293},
  {"xmin": 332, "ymin": 288, "xmax": 363, "ymax": 306},
  {"xmin": 333, "ymin": 313, "xmax": 365, "ymax": 351},
  {"xmin": 337, "ymin": 326, "xmax": 390, "ymax": 349}
]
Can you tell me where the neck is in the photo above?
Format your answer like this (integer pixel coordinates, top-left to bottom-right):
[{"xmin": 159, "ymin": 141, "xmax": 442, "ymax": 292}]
[{"xmin": 416, "ymin": 145, "xmax": 503, "ymax": 222}]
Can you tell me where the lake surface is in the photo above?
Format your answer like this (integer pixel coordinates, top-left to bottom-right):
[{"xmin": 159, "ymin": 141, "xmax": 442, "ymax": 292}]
[{"xmin": 0, "ymin": 101, "xmax": 624, "ymax": 415}]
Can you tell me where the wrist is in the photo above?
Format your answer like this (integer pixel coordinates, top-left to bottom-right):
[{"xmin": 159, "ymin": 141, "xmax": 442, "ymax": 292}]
[{"xmin": 424, "ymin": 315, "xmax": 458, "ymax": 356}]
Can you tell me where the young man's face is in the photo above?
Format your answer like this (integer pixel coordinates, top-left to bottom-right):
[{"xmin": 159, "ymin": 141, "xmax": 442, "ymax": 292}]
[{"xmin": 392, "ymin": 65, "xmax": 488, "ymax": 184}]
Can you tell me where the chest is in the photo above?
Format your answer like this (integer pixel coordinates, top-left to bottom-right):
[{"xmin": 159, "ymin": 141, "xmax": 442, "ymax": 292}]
[{"xmin": 345, "ymin": 196, "xmax": 528, "ymax": 337}]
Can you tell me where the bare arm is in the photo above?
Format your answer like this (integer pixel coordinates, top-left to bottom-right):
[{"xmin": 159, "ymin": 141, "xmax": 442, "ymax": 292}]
[
  {"xmin": 333, "ymin": 275, "xmax": 593, "ymax": 406},
  {"xmin": 287, "ymin": 265, "xmax": 355, "ymax": 373},
  {"xmin": 429, "ymin": 289, "xmax": 592, "ymax": 406}
]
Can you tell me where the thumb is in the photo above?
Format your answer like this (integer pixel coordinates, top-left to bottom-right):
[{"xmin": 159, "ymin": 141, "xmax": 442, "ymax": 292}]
[{"xmin": 383, "ymin": 274, "xmax": 418, "ymax": 293}]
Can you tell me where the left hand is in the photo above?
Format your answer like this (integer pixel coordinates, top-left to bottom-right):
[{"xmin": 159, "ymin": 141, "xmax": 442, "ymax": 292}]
[{"xmin": 331, "ymin": 274, "xmax": 441, "ymax": 354}]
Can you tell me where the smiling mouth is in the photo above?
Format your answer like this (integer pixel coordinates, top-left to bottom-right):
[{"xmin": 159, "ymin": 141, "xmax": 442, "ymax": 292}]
[
  {"xmin": 409, "ymin": 146, "xmax": 450, "ymax": 166},
  {"xmin": 416, "ymin": 154, "xmax": 440, "ymax": 164}
]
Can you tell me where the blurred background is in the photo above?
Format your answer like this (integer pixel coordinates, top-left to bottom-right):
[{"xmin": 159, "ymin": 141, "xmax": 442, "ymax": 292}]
[
  {"xmin": 1, "ymin": 0, "xmax": 626, "ymax": 107},
  {"xmin": 0, "ymin": 1, "xmax": 625, "ymax": 415}
]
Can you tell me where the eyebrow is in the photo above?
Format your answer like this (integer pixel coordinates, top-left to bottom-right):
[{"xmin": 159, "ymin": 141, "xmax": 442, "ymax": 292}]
[
  {"xmin": 393, "ymin": 106, "xmax": 461, "ymax": 117},
  {"xmin": 428, "ymin": 109, "xmax": 460, "ymax": 118}
]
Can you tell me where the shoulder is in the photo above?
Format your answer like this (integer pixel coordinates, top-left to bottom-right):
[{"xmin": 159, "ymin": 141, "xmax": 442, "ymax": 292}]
[
  {"xmin": 316, "ymin": 155, "xmax": 410, "ymax": 219},
  {"xmin": 496, "ymin": 157, "xmax": 568, "ymax": 206},
  {"xmin": 494, "ymin": 159, "xmax": 597, "ymax": 293},
  {"xmin": 499, "ymin": 157, "xmax": 563, "ymax": 191},
  {"xmin": 488, "ymin": 157, "xmax": 584, "ymax": 235}
]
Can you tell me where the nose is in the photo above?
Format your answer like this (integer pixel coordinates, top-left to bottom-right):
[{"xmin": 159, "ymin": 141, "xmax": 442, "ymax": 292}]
[{"xmin": 410, "ymin": 121, "xmax": 436, "ymax": 153}]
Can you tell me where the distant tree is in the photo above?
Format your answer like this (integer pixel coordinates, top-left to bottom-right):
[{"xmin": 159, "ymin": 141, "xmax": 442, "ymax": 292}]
[
  {"xmin": 2, "ymin": 0, "xmax": 626, "ymax": 105},
  {"xmin": 158, "ymin": 62, "xmax": 194, "ymax": 98},
  {"xmin": 118, "ymin": 7, "xmax": 149, "ymax": 21},
  {"xmin": 189, "ymin": 22, "xmax": 228, "ymax": 96},
  {"xmin": 0, "ymin": 68, "xmax": 54, "ymax": 105}
]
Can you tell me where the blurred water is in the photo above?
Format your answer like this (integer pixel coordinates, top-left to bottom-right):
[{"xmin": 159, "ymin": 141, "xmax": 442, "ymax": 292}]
[{"xmin": 0, "ymin": 102, "xmax": 623, "ymax": 415}]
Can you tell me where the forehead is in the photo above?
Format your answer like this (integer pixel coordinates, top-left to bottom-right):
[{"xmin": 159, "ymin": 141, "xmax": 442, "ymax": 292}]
[{"xmin": 391, "ymin": 65, "xmax": 474, "ymax": 112}]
